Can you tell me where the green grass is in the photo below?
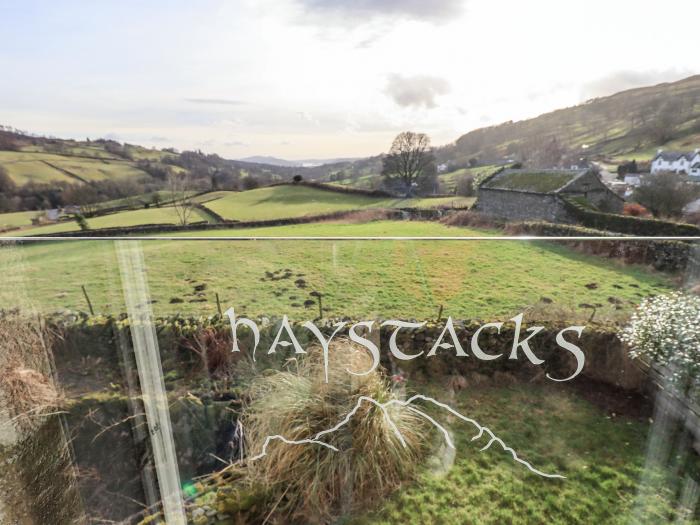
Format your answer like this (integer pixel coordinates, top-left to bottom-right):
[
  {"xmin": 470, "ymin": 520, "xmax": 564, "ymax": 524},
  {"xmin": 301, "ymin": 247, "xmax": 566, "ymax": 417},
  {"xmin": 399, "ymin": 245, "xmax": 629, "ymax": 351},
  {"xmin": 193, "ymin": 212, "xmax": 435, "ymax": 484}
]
[
  {"xmin": 199, "ymin": 186, "xmax": 472, "ymax": 222},
  {"xmin": 200, "ymin": 186, "xmax": 395, "ymax": 221},
  {"xmin": 0, "ymin": 151, "xmax": 150, "ymax": 185},
  {"xmin": 47, "ymin": 158, "xmax": 149, "ymax": 182},
  {"xmin": 0, "ymin": 151, "xmax": 76, "ymax": 185},
  {"xmin": 401, "ymin": 196, "xmax": 473, "ymax": 208},
  {"xmin": 0, "ymin": 210, "xmax": 42, "ymax": 229},
  {"xmin": 3, "ymin": 206, "xmax": 214, "ymax": 236},
  {"xmin": 439, "ymin": 165, "xmax": 500, "ymax": 190},
  {"xmin": 0, "ymin": 221, "xmax": 671, "ymax": 318},
  {"xmin": 348, "ymin": 381, "xmax": 690, "ymax": 525},
  {"xmin": 93, "ymin": 190, "xmax": 197, "ymax": 211},
  {"xmin": 483, "ymin": 171, "xmax": 577, "ymax": 193}
]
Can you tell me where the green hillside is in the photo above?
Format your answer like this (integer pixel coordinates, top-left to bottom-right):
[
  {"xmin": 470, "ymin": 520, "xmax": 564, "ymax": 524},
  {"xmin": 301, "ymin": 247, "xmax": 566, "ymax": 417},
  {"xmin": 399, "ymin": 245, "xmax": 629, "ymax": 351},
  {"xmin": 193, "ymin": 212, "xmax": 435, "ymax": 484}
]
[
  {"xmin": 0, "ymin": 185, "xmax": 472, "ymax": 236},
  {"xmin": 438, "ymin": 75, "xmax": 700, "ymax": 166},
  {"xmin": 199, "ymin": 186, "xmax": 393, "ymax": 221},
  {"xmin": 0, "ymin": 145, "xmax": 158, "ymax": 186}
]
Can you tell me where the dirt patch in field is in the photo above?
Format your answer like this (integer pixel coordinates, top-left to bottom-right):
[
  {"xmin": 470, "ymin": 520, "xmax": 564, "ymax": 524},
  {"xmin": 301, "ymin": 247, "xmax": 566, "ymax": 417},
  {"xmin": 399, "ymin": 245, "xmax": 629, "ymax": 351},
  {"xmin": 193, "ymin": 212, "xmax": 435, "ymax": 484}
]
[{"xmin": 567, "ymin": 376, "xmax": 653, "ymax": 420}]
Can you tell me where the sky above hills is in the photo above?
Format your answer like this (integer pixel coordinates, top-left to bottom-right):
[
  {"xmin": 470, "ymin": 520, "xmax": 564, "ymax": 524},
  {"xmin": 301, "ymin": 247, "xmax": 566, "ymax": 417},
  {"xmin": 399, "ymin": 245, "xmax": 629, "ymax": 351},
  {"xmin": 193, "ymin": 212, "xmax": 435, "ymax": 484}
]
[{"xmin": 1, "ymin": 0, "xmax": 699, "ymax": 159}]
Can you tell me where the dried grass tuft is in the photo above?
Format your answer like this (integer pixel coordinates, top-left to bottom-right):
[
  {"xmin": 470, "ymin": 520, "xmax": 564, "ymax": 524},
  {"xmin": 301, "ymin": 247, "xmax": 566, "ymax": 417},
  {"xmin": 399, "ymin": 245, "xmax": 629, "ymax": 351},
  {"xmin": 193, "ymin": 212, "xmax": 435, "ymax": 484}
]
[
  {"xmin": 0, "ymin": 314, "xmax": 60, "ymax": 431},
  {"xmin": 241, "ymin": 338, "xmax": 427, "ymax": 523}
]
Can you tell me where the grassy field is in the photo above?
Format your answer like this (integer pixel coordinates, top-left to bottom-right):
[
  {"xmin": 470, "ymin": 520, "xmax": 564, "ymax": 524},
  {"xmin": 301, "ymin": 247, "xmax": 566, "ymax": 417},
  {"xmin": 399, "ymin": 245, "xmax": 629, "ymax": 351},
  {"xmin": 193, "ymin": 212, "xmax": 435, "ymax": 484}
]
[
  {"xmin": 439, "ymin": 165, "xmax": 501, "ymax": 190},
  {"xmin": 0, "ymin": 150, "xmax": 150, "ymax": 185},
  {"xmin": 0, "ymin": 210, "xmax": 41, "ymax": 229},
  {"xmin": 404, "ymin": 196, "xmax": 473, "ymax": 208},
  {"xmin": 0, "ymin": 221, "xmax": 670, "ymax": 319},
  {"xmin": 0, "ymin": 151, "xmax": 77, "ymax": 185},
  {"xmin": 200, "ymin": 186, "xmax": 394, "ymax": 221},
  {"xmin": 47, "ymin": 157, "xmax": 148, "ymax": 182},
  {"xmin": 0, "ymin": 186, "xmax": 472, "ymax": 237},
  {"xmin": 2, "ymin": 205, "xmax": 214, "ymax": 236},
  {"xmin": 198, "ymin": 186, "xmax": 472, "ymax": 222},
  {"xmin": 349, "ymin": 381, "xmax": 687, "ymax": 524}
]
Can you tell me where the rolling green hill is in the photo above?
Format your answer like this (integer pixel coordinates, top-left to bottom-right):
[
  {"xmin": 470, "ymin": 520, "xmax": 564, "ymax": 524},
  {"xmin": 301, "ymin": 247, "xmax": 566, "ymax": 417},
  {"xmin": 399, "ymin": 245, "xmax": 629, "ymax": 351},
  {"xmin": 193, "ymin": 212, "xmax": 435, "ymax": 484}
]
[
  {"xmin": 438, "ymin": 75, "xmax": 700, "ymax": 166},
  {"xmin": 0, "ymin": 141, "xmax": 167, "ymax": 186},
  {"xmin": 198, "ymin": 186, "xmax": 394, "ymax": 221},
  {"xmin": 2, "ymin": 74, "xmax": 699, "ymax": 217},
  {"xmin": 0, "ymin": 185, "xmax": 472, "ymax": 236},
  {"xmin": 199, "ymin": 186, "xmax": 472, "ymax": 222}
]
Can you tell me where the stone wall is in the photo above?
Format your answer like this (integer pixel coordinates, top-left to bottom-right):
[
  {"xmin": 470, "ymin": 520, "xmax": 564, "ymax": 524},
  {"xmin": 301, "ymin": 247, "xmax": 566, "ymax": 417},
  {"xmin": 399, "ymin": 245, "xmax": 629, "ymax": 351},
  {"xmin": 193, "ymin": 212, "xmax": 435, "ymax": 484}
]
[{"xmin": 475, "ymin": 188, "xmax": 575, "ymax": 223}]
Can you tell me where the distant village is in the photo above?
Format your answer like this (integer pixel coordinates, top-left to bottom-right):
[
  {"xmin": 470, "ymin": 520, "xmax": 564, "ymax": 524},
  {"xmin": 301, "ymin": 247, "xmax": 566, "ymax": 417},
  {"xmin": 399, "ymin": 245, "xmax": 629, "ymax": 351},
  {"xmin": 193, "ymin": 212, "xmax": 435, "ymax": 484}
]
[{"xmin": 473, "ymin": 148, "xmax": 700, "ymax": 225}]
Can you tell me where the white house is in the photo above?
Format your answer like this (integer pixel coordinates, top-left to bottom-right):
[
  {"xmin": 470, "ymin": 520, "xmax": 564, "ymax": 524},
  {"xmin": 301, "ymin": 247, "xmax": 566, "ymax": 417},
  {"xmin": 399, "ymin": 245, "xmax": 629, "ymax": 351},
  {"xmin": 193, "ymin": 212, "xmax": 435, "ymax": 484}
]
[
  {"xmin": 691, "ymin": 162, "xmax": 700, "ymax": 178},
  {"xmin": 651, "ymin": 149, "xmax": 700, "ymax": 174}
]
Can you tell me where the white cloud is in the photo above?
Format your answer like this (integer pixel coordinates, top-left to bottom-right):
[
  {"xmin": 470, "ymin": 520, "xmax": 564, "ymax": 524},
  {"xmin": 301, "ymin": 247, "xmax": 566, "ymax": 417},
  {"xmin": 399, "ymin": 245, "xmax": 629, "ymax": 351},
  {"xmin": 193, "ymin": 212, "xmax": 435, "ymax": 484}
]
[
  {"xmin": 385, "ymin": 74, "xmax": 451, "ymax": 109},
  {"xmin": 296, "ymin": 0, "xmax": 465, "ymax": 23}
]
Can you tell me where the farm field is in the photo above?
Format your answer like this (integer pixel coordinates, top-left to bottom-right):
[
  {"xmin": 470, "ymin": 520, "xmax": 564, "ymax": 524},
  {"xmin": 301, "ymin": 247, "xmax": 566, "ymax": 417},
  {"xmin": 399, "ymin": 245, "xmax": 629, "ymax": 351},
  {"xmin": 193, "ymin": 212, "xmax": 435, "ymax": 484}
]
[
  {"xmin": 199, "ymin": 186, "xmax": 393, "ymax": 221},
  {"xmin": 439, "ymin": 165, "xmax": 501, "ymax": 190},
  {"xmin": 0, "ymin": 150, "xmax": 150, "ymax": 185},
  {"xmin": 0, "ymin": 186, "xmax": 473, "ymax": 237},
  {"xmin": 0, "ymin": 210, "xmax": 41, "ymax": 229},
  {"xmin": 199, "ymin": 186, "xmax": 472, "ymax": 222},
  {"xmin": 3, "ymin": 205, "xmax": 214, "ymax": 236},
  {"xmin": 350, "ymin": 381, "xmax": 682, "ymax": 525},
  {"xmin": 0, "ymin": 221, "xmax": 670, "ymax": 319},
  {"xmin": 0, "ymin": 151, "xmax": 77, "ymax": 185}
]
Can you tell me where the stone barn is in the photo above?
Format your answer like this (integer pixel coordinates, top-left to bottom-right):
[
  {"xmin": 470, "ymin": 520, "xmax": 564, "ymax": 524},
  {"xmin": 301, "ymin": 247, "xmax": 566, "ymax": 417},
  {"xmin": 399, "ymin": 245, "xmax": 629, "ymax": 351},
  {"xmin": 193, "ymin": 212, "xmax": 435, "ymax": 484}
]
[{"xmin": 474, "ymin": 168, "xmax": 624, "ymax": 223}]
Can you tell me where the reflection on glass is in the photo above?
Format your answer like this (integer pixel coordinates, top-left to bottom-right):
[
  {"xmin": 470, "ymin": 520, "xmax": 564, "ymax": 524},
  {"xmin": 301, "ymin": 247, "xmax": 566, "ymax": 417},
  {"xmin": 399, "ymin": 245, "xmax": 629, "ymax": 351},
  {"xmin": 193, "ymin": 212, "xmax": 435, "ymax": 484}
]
[{"xmin": 0, "ymin": 238, "xmax": 699, "ymax": 524}]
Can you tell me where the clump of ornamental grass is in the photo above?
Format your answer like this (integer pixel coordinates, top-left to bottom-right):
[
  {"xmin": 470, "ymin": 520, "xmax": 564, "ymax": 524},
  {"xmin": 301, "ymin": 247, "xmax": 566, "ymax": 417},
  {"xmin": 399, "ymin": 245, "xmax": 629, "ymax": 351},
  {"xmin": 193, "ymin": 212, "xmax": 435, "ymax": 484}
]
[{"xmin": 241, "ymin": 338, "xmax": 427, "ymax": 523}]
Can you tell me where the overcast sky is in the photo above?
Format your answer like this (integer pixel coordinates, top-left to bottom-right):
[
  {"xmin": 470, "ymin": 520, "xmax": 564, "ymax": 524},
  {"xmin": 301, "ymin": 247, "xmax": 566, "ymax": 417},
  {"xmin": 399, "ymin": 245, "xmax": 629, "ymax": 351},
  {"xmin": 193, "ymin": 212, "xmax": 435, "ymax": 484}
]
[{"xmin": 1, "ymin": 0, "xmax": 698, "ymax": 159}]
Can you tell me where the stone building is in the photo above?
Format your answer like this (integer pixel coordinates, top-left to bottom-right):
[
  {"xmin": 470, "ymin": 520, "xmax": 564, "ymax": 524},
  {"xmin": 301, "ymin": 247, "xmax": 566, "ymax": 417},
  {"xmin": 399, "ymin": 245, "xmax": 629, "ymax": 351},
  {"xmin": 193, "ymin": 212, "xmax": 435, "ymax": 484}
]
[{"xmin": 474, "ymin": 168, "xmax": 624, "ymax": 223}]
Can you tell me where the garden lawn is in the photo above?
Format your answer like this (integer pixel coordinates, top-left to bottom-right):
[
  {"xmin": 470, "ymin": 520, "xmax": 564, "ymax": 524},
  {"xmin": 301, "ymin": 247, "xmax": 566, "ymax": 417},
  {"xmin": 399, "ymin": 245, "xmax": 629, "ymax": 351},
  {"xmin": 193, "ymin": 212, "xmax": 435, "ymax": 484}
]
[
  {"xmin": 0, "ymin": 221, "xmax": 671, "ymax": 319},
  {"xmin": 348, "ymin": 381, "xmax": 689, "ymax": 525}
]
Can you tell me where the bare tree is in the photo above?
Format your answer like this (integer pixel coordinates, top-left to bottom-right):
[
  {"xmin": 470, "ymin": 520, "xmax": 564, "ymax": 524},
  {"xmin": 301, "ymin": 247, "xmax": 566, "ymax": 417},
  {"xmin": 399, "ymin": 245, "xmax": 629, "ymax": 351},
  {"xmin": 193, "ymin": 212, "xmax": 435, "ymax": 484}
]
[
  {"xmin": 168, "ymin": 173, "xmax": 195, "ymax": 226},
  {"xmin": 645, "ymin": 98, "xmax": 684, "ymax": 144},
  {"xmin": 381, "ymin": 132, "xmax": 435, "ymax": 196},
  {"xmin": 633, "ymin": 173, "xmax": 700, "ymax": 218}
]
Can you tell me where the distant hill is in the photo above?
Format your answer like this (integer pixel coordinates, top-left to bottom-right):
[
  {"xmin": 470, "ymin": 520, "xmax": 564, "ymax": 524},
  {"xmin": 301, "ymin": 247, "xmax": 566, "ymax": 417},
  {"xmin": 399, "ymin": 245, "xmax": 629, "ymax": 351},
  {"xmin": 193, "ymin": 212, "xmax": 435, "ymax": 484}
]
[
  {"xmin": 239, "ymin": 156, "xmax": 302, "ymax": 167},
  {"xmin": 239, "ymin": 155, "xmax": 360, "ymax": 167},
  {"xmin": 437, "ymin": 75, "xmax": 700, "ymax": 167},
  {"xmin": 2, "ymin": 74, "xmax": 700, "ymax": 208}
]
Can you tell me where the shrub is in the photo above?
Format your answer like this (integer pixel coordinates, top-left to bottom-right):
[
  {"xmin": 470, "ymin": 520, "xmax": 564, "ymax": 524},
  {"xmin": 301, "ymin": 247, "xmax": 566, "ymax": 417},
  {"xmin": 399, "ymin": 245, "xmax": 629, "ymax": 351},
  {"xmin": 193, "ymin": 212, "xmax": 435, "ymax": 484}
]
[
  {"xmin": 623, "ymin": 202, "xmax": 649, "ymax": 217},
  {"xmin": 241, "ymin": 339, "xmax": 426, "ymax": 523},
  {"xmin": 684, "ymin": 211, "xmax": 700, "ymax": 226},
  {"xmin": 441, "ymin": 210, "xmax": 503, "ymax": 229},
  {"xmin": 620, "ymin": 292, "xmax": 700, "ymax": 390},
  {"xmin": 562, "ymin": 197, "xmax": 700, "ymax": 236},
  {"xmin": 182, "ymin": 327, "xmax": 239, "ymax": 378}
]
